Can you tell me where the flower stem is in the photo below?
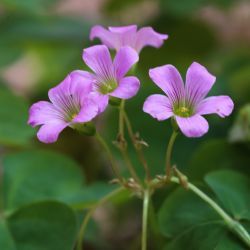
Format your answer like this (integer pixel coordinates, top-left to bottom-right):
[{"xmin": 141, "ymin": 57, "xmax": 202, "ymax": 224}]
[
  {"xmin": 170, "ymin": 177, "xmax": 250, "ymax": 248},
  {"xmin": 77, "ymin": 187, "xmax": 125, "ymax": 250},
  {"xmin": 117, "ymin": 101, "xmax": 141, "ymax": 183},
  {"xmin": 119, "ymin": 99, "xmax": 125, "ymax": 137},
  {"xmin": 95, "ymin": 132, "xmax": 123, "ymax": 183},
  {"xmin": 165, "ymin": 131, "xmax": 178, "ymax": 179},
  {"xmin": 121, "ymin": 149, "xmax": 141, "ymax": 184},
  {"xmin": 142, "ymin": 189, "xmax": 150, "ymax": 250},
  {"xmin": 123, "ymin": 111, "xmax": 151, "ymax": 181}
]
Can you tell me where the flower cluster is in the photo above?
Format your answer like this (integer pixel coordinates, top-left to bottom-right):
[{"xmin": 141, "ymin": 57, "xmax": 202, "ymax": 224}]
[
  {"xmin": 28, "ymin": 24, "xmax": 233, "ymax": 143},
  {"xmin": 28, "ymin": 25, "xmax": 167, "ymax": 143}
]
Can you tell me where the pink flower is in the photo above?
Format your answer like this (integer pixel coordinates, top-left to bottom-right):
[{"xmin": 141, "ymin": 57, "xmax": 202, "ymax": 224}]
[
  {"xmin": 81, "ymin": 45, "xmax": 140, "ymax": 112},
  {"xmin": 90, "ymin": 25, "xmax": 168, "ymax": 53},
  {"xmin": 28, "ymin": 71, "xmax": 99, "ymax": 143},
  {"xmin": 143, "ymin": 62, "xmax": 234, "ymax": 137}
]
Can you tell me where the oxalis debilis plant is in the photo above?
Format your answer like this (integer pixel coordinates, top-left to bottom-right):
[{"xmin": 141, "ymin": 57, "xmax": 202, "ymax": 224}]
[{"xmin": 28, "ymin": 25, "xmax": 250, "ymax": 250}]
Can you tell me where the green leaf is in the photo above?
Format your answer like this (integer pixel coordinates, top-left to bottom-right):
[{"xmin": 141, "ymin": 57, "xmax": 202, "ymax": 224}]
[
  {"xmin": 0, "ymin": 219, "xmax": 16, "ymax": 250},
  {"xmin": 0, "ymin": 89, "xmax": 34, "ymax": 146},
  {"xmin": 158, "ymin": 188, "xmax": 221, "ymax": 237},
  {"xmin": 205, "ymin": 170, "xmax": 250, "ymax": 220},
  {"xmin": 164, "ymin": 229, "xmax": 247, "ymax": 250},
  {"xmin": 158, "ymin": 188, "xmax": 247, "ymax": 249},
  {"xmin": 64, "ymin": 183, "xmax": 123, "ymax": 209},
  {"xmin": 163, "ymin": 224, "xmax": 226, "ymax": 250},
  {"xmin": 214, "ymin": 234, "xmax": 246, "ymax": 250},
  {"xmin": 7, "ymin": 201, "xmax": 77, "ymax": 250},
  {"xmin": 188, "ymin": 139, "xmax": 250, "ymax": 180},
  {"xmin": 3, "ymin": 150, "xmax": 84, "ymax": 211}
]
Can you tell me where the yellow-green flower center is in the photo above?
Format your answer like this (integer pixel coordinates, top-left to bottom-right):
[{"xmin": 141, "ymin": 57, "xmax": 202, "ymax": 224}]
[
  {"xmin": 99, "ymin": 79, "xmax": 118, "ymax": 94},
  {"xmin": 174, "ymin": 106, "xmax": 192, "ymax": 117},
  {"xmin": 71, "ymin": 113, "xmax": 78, "ymax": 120}
]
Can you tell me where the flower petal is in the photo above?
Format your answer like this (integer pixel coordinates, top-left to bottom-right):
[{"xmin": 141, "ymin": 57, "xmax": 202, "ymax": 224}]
[
  {"xmin": 149, "ymin": 65, "xmax": 185, "ymax": 105},
  {"xmin": 70, "ymin": 70, "xmax": 94, "ymax": 91},
  {"xmin": 82, "ymin": 45, "xmax": 114, "ymax": 78},
  {"xmin": 176, "ymin": 114, "xmax": 209, "ymax": 137},
  {"xmin": 70, "ymin": 69, "xmax": 94, "ymax": 80},
  {"xmin": 114, "ymin": 46, "xmax": 139, "ymax": 79},
  {"xmin": 69, "ymin": 70, "xmax": 95, "ymax": 103},
  {"xmin": 108, "ymin": 25, "xmax": 137, "ymax": 50},
  {"xmin": 48, "ymin": 71, "xmax": 93, "ymax": 108},
  {"xmin": 108, "ymin": 25, "xmax": 137, "ymax": 33},
  {"xmin": 28, "ymin": 101, "xmax": 60, "ymax": 127},
  {"xmin": 185, "ymin": 62, "xmax": 216, "ymax": 106},
  {"xmin": 197, "ymin": 95, "xmax": 234, "ymax": 118},
  {"xmin": 73, "ymin": 98, "xmax": 99, "ymax": 123},
  {"xmin": 37, "ymin": 121, "xmax": 68, "ymax": 143},
  {"xmin": 89, "ymin": 92, "xmax": 109, "ymax": 113},
  {"xmin": 90, "ymin": 25, "xmax": 117, "ymax": 49},
  {"xmin": 48, "ymin": 74, "xmax": 71, "ymax": 106},
  {"xmin": 110, "ymin": 76, "xmax": 140, "ymax": 99},
  {"xmin": 143, "ymin": 94, "xmax": 173, "ymax": 121},
  {"xmin": 90, "ymin": 25, "xmax": 137, "ymax": 51},
  {"xmin": 135, "ymin": 27, "xmax": 168, "ymax": 52}
]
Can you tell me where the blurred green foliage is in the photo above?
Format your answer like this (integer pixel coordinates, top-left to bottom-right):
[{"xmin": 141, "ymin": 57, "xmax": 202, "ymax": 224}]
[
  {"xmin": 0, "ymin": 0, "xmax": 250, "ymax": 249},
  {"xmin": 0, "ymin": 88, "xmax": 34, "ymax": 146},
  {"xmin": 229, "ymin": 104, "xmax": 250, "ymax": 142},
  {"xmin": 160, "ymin": 0, "xmax": 236, "ymax": 17}
]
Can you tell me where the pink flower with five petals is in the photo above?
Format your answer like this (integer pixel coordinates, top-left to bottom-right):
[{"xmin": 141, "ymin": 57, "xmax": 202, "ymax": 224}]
[
  {"xmin": 28, "ymin": 71, "xmax": 99, "ymax": 143},
  {"xmin": 143, "ymin": 62, "xmax": 234, "ymax": 137},
  {"xmin": 81, "ymin": 45, "xmax": 140, "ymax": 112}
]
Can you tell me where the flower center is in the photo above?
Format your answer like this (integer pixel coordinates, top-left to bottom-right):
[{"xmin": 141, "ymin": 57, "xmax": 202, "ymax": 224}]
[
  {"xmin": 65, "ymin": 110, "xmax": 80, "ymax": 123},
  {"xmin": 71, "ymin": 113, "xmax": 78, "ymax": 120},
  {"xmin": 98, "ymin": 79, "xmax": 118, "ymax": 94},
  {"xmin": 174, "ymin": 106, "xmax": 192, "ymax": 117}
]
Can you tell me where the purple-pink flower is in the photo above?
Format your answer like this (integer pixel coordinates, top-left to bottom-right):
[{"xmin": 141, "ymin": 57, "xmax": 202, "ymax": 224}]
[
  {"xmin": 28, "ymin": 71, "xmax": 99, "ymax": 143},
  {"xmin": 81, "ymin": 45, "xmax": 140, "ymax": 112},
  {"xmin": 143, "ymin": 62, "xmax": 234, "ymax": 137},
  {"xmin": 90, "ymin": 25, "xmax": 168, "ymax": 53}
]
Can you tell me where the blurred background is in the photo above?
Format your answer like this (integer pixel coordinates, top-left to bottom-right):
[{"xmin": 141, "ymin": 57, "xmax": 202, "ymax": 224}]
[{"xmin": 0, "ymin": 0, "xmax": 250, "ymax": 249}]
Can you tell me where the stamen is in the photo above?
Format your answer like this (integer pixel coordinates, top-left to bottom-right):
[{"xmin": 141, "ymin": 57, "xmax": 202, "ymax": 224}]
[
  {"xmin": 180, "ymin": 107, "xmax": 189, "ymax": 113},
  {"xmin": 98, "ymin": 79, "xmax": 118, "ymax": 94},
  {"xmin": 174, "ymin": 105, "xmax": 193, "ymax": 117}
]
